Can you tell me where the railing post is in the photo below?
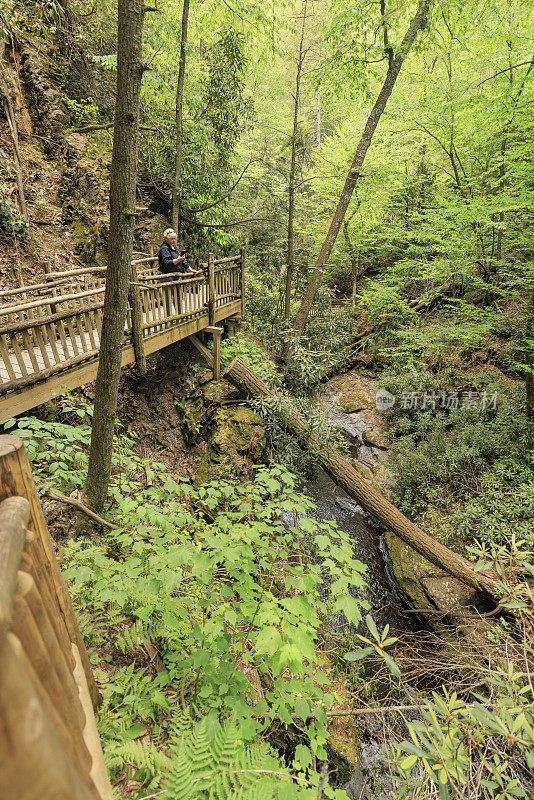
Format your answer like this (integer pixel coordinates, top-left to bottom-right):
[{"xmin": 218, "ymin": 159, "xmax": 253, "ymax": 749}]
[
  {"xmin": 240, "ymin": 245, "xmax": 246, "ymax": 320},
  {"xmin": 206, "ymin": 325, "xmax": 223, "ymax": 381},
  {"xmin": 128, "ymin": 262, "xmax": 147, "ymax": 375},
  {"xmin": 208, "ymin": 252, "xmax": 215, "ymax": 326}
]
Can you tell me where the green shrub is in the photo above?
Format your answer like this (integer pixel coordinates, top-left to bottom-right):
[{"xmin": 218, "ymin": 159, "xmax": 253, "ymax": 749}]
[{"xmin": 376, "ymin": 369, "xmax": 533, "ymax": 544}]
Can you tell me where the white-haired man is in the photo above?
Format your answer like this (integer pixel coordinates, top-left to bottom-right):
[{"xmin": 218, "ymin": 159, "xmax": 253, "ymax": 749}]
[{"xmin": 157, "ymin": 229, "xmax": 199, "ymax": 316}]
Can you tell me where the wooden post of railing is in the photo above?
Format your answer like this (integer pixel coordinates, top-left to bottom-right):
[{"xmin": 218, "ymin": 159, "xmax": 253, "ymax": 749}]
[
  {"xmin": 129, "ymin": 261, "xmax": 147, "ymax": 375},
  {"xmin": 208, "ymin": 252, "xmax": 215, "ymax": 326},
  {"xmin": 0, "ymin": 624, "xmax": 96, "ymax": 800},
  {"xmin": 0, "ymin": 436, "xmax": 101, "ymax": 710},
  {"xmin": 240, "ymin": 245, "xmax": 246, "ymax": 320},
  {"xmin": 43, "ymin": 258, "xmax": 59, "ymax": 315},
  {"xmin": 206, "ymin": 326, "xmax": 223, "ymax": 381}
]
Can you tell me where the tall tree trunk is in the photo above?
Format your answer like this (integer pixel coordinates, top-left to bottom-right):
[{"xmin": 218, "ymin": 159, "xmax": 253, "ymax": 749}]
[
  {"xmin": 171, "ymin": 0, "xmax": 190, "ymax": 234},
  {"xmin": 291, "ymin": 0, "xmax": 430, "ymax": 338},
  {"xmin": 225, "ymin": 357, "xmax": 501, "ymax": 601},
  {"xmin": 84, "ymin": 0, "xmax": 145, "ymax": 512},
  {"xmin": 316, "ymin": 83, "xmax": 322, "ymax": 146},
  {"xmin": 284, "ymin": 0, "xmax": 308, "ymax": 322}
]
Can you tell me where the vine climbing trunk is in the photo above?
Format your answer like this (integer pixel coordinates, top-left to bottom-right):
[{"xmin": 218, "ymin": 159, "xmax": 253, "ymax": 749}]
[
  {"xmin": 171, "ymin": 0, "xmax": 190, "ymax": 234},
  {"xmin": 84, "ymin": 0, "xmax": 146, "ymax": 512},
  {"xmin": 291, "ymin": 0, "xmax": 430, "ymax": 338},
  {"xmin": 224, "ymin": 357, "xmax": 501, "ymax": 601}
]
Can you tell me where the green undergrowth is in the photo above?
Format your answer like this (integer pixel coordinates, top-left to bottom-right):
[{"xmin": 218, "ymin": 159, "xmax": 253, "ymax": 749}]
[
  {"xmin": 376, "ymin": 367, "xmax": 534, "ymax": 550},
  {"xmin": 4, "ymin": 396, "xmax": 367, "ymax": 799},
  {"xmin": 4, "ymin": 394, "xmax": 534, "ymax": 800}
]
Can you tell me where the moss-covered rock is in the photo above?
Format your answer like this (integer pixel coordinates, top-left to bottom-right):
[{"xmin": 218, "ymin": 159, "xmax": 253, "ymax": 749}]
[
  {"xmin": 383, "ymin": 530, "xmax": 478, "ymax": 628},
  {"xmin": 352, "ymin": 461, "xmax": 375, "ymax": 482},
  {"xmin": 195, "ymin": 405, "xmax": 266, "ymax": 485}
]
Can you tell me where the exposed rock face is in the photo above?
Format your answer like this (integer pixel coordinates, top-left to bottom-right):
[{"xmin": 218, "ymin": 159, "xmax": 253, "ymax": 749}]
[
  {"xmin": 19, "ymin": 48, "xmax": 69, "ymax": 146},
  {"xmin": 57, "ymin": 135, "xmax": 111, "ymax": 261},
  {"xmin": 326, "ymin": 370, "xmax": 392, "ymax": 495}
]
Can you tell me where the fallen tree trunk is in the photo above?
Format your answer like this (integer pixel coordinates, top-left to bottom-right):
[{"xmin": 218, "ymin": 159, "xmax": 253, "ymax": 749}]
[{"xmin": 224, "ymin": 356, "xmax": 500, "ymax": 600}]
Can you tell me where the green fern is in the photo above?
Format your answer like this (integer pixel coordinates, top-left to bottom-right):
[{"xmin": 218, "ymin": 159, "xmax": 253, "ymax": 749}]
[
  {"xmin": 165, "ymin": 716, "xmax": 303, "ymax": 800},
  {"xmin": 104, "ymin": 738, "xmax": 169, "ymax": 789}
]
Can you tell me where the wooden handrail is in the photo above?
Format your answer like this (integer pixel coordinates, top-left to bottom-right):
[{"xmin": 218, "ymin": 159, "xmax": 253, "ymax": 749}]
[
  {"xmin": 44, "ymin": 267, "xmax": 107, "ymax": 280},
  {"xmin": 0, "ymin": 496, "xmax": 30, "ymax": 623},
  {"xmin": 1, "ymin": 287, "xmax": 105, "ymax": 317},
  {"xmin": 0, "ymin": 301, "xmax": 105, "ymax": 337},
  {"xmin": 0, "ymin": 279, "xmax": 72, "ymax": 298},
  {"xmin": 138, "ymin": 273, "xmax": 204, "ymax": 285},
  {"xmin": 131, "ymin": 256, "xmax": 158, "ymax": 265},
  {"xmin": 213, "ymin": 255, "xmax": 240, "ymax": 265}
]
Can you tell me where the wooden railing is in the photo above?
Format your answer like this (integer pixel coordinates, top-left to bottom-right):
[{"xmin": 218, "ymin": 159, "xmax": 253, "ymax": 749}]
[
  {"xmin": 0, "ymin": 435, "xmax": 112, "ymax": 800},
  {"xmin": 0, "ymin": 248, "xmax": 245, "ymax": 421}
]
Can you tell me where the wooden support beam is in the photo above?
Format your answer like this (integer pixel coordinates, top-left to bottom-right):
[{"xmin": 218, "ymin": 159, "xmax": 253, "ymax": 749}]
[
  {"xmin": 188, "ymin": 334, "xmax": 214, "ymax": 367},
  {"xmin": 128, "ymin": 262, "xmax": 147, "ymax": 375},
  {"xmin": 206, "ymin": 326, "xmax": 223, "ymax": 381}
]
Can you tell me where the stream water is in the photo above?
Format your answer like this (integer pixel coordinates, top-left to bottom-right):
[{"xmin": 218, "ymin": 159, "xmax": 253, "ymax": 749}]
[{"xmin": 296, "ymin": 389, "xmax": 417, "ymax": 635}]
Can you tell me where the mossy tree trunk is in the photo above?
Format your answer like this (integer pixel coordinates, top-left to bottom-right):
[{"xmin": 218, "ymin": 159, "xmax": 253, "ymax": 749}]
[{"xmin": 84, "ymin": 0, "xmax": 146, "ymax": 512}]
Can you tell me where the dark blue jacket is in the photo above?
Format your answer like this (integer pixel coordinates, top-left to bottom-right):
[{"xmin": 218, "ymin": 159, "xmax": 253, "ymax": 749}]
[{"xmin": 157, "ymin": 241, "xmax": 188, "ymax": 274}]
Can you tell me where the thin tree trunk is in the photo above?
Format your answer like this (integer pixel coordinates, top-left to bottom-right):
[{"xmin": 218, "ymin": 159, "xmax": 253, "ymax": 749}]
[
  {"xmin": 84, "ymin": 0, "xmax": 145, "ymax": 512},
  {"xmin": 285, "ymin": 0, "xmax": 308, "ymax": 322},
  {"xmin": 316, "ymin": 83, "xmax": 322, "ymax": 146},
  {"xmin": 291, "ymin": 0, "xmax": 430, "ymax": 338},
  {"xmin": 527, "ymin": 288, "xmax": 534, "ymax": 421},
  {"xmin": 225, "ymin": 356, "xmax": 500, "ymax": 600},
  {"xmin": 342, "ymin": 219, "xmax": 364, "ymax": 307},
  {"xmin": 0, "ymin": 50, "xmax": 27, "ymax": 222},
  {"xmin": 494, "ymin": 56, "xmax": 534, "ymax": 266},
  {"xmin": 171, "ymin": 0, "xmax": 190, "ymax": 234}
]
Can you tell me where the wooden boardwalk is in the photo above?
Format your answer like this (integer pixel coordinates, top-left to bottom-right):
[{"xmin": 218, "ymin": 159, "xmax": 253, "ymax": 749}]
[{"xmin": 0, "ymin": 251, "xmax": 245, "ymax": 423}]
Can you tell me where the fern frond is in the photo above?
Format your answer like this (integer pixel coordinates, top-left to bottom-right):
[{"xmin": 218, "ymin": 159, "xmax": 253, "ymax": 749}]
[
  {"xmin": 165, "ymin": 716, "xmax": 303, "ymax": 800},
  {"xmin": 187, "ymin": 717, "xmax": 213, "ymax": 778},
  {"xmin": 166, "ymin": 739, "xmax": 195, "ymax": 800}
]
